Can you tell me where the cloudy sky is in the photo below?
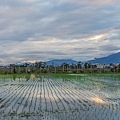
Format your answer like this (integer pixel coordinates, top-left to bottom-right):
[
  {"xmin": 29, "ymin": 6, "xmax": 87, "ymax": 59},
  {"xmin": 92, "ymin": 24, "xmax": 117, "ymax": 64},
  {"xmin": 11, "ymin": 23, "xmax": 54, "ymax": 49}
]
[{"xmin": 0, "ymin": 0, "xmax": 120, "ymax": 64}]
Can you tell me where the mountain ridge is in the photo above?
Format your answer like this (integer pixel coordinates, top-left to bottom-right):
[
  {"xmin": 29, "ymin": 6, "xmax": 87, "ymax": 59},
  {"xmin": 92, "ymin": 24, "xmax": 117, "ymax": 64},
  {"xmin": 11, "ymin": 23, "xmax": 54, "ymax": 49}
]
[
  {"xmin": 88, "ymin": 52, "xmax": 120, "ymax": 64},
  {"xmin": 46, "ymin": 59, "xmax": 77, "ymax": 66}
]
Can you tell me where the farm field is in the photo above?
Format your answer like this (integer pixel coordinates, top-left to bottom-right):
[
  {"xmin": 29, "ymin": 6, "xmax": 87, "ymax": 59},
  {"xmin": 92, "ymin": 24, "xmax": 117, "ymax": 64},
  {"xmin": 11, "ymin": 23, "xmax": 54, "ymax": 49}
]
[{"xmin": 0, "ymin": 74, "xmax": 120, "ymax": 120}]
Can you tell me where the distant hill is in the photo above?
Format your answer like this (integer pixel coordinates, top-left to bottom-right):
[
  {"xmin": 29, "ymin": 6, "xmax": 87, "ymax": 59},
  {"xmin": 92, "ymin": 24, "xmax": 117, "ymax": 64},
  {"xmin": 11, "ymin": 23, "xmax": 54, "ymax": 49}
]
[
  {"xmin": 88, "ymin": 52, "xmax": 120, "ymax": 64},
  {"xmin": 46, "ymin": 59, "xmax": 77, "ymax": 66}
]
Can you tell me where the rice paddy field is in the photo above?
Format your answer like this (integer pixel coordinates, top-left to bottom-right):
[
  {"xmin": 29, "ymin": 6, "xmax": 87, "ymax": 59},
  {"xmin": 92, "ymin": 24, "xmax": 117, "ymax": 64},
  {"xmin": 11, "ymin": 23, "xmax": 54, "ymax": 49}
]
[{"xmin": 0, "ymin": 74, "xmax": 120, "ymax": 120}]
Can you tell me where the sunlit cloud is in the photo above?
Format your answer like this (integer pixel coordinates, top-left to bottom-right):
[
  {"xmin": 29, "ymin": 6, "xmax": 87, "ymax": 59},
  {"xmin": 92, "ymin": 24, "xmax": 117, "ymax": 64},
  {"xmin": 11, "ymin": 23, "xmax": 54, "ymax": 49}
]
[{"xmin": 90, "ymin": 34, "xmax": 104, "ymax": 40}]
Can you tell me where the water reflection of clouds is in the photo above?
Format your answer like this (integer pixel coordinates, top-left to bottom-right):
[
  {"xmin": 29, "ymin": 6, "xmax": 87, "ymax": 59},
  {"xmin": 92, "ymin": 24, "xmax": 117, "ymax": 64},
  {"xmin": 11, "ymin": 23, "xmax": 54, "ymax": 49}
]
[
  {"xmin": 1, "ymin": 76, "xmax": 120, "ymax": 112},
  {"xmin": 91, "ymin": 97, "xmax": 106, "ymax": 104}
]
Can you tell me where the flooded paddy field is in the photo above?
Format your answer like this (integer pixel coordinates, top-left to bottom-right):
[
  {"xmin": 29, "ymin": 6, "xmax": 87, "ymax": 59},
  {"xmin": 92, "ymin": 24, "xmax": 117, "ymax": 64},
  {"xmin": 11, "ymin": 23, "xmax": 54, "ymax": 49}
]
[{"xmin": 0, "ymin": 74, "xmax": 120, "ymax": 120}]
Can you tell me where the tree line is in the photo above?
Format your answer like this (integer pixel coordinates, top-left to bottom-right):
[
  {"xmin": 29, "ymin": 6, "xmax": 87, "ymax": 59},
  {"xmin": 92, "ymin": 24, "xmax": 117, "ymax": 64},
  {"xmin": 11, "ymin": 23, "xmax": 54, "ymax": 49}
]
[{"xmin": 0, "ymin": 62, "xmax": 120, "ymax": 74}]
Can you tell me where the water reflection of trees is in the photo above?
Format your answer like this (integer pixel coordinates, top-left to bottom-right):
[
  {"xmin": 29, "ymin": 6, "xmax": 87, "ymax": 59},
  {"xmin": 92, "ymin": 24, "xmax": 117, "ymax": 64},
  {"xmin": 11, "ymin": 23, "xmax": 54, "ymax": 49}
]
[
  {"xmin": 12, "ymin": 75, "xmax": 16, "ymax": 81},
  {"xmin": 25, "ymin": 75, "xmax": 30, "ymax": 81}
]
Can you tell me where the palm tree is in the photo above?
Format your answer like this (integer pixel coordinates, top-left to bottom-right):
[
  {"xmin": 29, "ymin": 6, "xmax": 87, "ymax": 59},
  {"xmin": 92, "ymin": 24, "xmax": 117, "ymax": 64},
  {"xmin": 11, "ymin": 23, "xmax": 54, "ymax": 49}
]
[
  {"xmin": 77, "ymin": 61, "xmax": 82, "ymax": 73},
  {"xmin": 60, "ymin": 62, "xmax": 69, "ymax": 72},
  {"xmin": 84, "ymin": 62, "xmax": 88, "ymax": 69},
  {"xmin": 10, "ymin": 64, "xmax": 16, "ymax": 74},
  {"xmin": 35, "ymin": 61, "xmax": 43, "ymax": 73}
]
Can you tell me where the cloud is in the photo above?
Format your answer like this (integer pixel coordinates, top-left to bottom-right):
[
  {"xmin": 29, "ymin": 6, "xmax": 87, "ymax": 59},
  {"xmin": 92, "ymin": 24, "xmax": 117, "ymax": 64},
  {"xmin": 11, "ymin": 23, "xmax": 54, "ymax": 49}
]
[
  {"xmin": 99, "ymin": 44, "xmax": 120, "ymax": 51},
  {"xmin": 106, "ymin": 33, "xmax": 120, "ymax": 40},
  {"xmin": 0, "ymin": 0, "xmax": 120, "ymax": 64},
  {"xmin": 63, "ymin": 0, "xmax": 120, "ymax": 5}
]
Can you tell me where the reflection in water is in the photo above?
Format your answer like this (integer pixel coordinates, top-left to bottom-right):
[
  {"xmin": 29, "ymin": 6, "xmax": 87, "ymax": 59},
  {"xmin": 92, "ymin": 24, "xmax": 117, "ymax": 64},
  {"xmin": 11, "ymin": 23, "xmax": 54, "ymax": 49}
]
[
  {"xmin": 31, "ymin": 74, "xmax": 36, "ymax": 79},
  {"xmin": 8, "ymin": 74, "xmax": 37, "ymax": 82},
  {"xmin": 0, "ymin": 75, "xmax": 120, "ymax": 120},
  {"xmin": 91, "ymin": 97, "xmax": 105, "ymax": 104},
  {"xmin": 13, "ymin": 75, "xmax": 16, "ymax": 81},
  {"xmin": 24, "ymin": 75, "xmax": 30, "ymax": 81}
]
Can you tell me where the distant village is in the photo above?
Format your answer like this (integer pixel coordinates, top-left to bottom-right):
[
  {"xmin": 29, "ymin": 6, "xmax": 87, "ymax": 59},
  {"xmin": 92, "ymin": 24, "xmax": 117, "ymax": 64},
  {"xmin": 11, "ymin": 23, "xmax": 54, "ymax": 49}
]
[{"xmin": 0, "ymin": 61, "xmax": 120, "ymax": 74}]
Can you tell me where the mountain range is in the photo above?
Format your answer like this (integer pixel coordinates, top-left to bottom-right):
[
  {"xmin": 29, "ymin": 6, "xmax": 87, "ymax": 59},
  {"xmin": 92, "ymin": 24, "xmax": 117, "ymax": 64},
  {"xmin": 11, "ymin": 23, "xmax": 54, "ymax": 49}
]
[
  {"xmin": 46, "ymin": 52, "xmax": 120, "ymax": 65},
  {"xmin": 88, "ymin": 52, "xmax": 120, "ymax": 64},
  {"xmin": 46, "ymin": 59, "xmax": 77, "ymax": 66}
]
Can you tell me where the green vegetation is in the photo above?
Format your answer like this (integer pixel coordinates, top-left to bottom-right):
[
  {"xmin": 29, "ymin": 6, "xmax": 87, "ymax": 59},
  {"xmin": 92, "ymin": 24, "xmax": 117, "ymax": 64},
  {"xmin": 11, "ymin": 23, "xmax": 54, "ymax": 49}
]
[{"xmin": 0, "ymin": 73, "xmax": 120, "ymax": 80}]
